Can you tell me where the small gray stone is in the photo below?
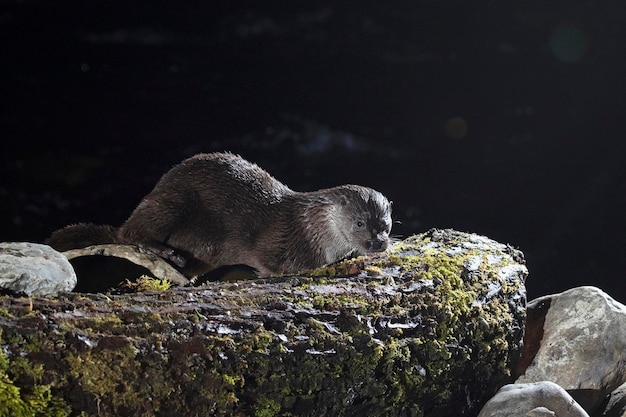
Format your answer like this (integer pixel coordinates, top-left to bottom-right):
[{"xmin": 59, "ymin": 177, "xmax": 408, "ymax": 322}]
[
  {"xmin": 516, "ymin": 286, "xmax": 626, "ymax": 412},
  {"xmin": 0, "ymin": 242, "xmax": 77, "ymax": 296},
  {"xmin": 478, "ymin": 381, "xmax": 589, "ymax": 417}
]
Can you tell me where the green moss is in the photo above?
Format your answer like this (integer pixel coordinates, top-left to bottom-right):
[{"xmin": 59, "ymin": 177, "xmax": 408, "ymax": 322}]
[
  {"xmin": 251, "ymin": 330, "xmax": 274, "ymax": 353},
  {"xmin": 221, "ymin": 373, "xmax": 244, "ymax": 388},
  {"xmin": 364, "ymin": 265, "xmax": 383, "ymax": 276},
  {"xmin": 0, "ymin": 230, "xmax": 525, "ymax": 416},
  {"xmin": 0, "ymin": 331, "xmax": 71, "ymax": 417},
  {"xmin": 306, "ymin": 256, "xmax": 365, "ymax": 277},
  {"xmin": 66, "ymin": 342, "xmax": 144, "ymax": 414},
  {"xmin": 135, "ymin": 275, "xmax": 172, "ymax": 292},
  {"xmin": 253, "ymin": 396, "xmax": 281, "ymax": 417},
  {"xmin": 10, "ymin": 357, "xmax": 45, "ymax": 384},
  {"xmin": 348, "ymin": 231, "xmax": 525, "ymax": 413}
]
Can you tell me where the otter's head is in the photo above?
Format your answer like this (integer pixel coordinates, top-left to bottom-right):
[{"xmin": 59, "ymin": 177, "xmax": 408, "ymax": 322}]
[{"xmin": 335, "ymin": 185, "xmax": 392, "ymax": 254}]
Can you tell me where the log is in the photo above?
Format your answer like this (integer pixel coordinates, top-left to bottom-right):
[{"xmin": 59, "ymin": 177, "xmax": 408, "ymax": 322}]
[
  {"xmin": 63, "ymin": 244, "xmax": 189, "ymax": 286},
  {"xmin": 0, "ymin": 229, "xmax": 527, "ymax": 417}
]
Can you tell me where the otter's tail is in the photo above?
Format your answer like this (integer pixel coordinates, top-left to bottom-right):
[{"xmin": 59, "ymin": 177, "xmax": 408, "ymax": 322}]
[{"xmin": 46, "ymin": 223, "xmax": 118, "ymax": 251}]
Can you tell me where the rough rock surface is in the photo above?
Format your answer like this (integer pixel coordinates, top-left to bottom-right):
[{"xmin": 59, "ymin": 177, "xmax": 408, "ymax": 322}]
[
  {"xmin": 602, "ymin": 381, "xmax": 626, "ymax": 417},
  {"xmin": 477, "ymin": 381, "xmax": 590, "ymax": 417},
  {"xmin": 0, "ymin": 229, "xmax": 527, "ymax": 416},
  {"xmin": 517, "ymin": 286, "xmax": 626, "ymax": 412},
  {"xmin": 0, "ymin": 242, "xmax": 77, "ymax": 296}
]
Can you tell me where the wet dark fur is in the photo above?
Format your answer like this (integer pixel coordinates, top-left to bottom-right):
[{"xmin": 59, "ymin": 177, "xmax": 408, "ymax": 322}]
[{"xmin": 47, "ymin": 152, "xmax": 393, "ymax": 277}]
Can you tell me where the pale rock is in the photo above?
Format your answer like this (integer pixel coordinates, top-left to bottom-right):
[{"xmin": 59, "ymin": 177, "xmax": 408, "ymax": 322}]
[
  {"xmin": 477, "ymin": 381, "xmax": 589, "ymax": 417},
  {"xmin": 0, "ymin": 242, "xmax": 77, "ymax": 296},
  {"xmin": 516, "ymin": 286, "xmax": 626, "ymax": 412},
  {"xmin": 526, "ymin": 406, "xmax": 555, "ymax": 416}
]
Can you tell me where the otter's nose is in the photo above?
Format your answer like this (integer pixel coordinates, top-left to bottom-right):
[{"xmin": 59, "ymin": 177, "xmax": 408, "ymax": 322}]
[
  {"xmin": 369, "ymin": 234, "xmax": 388, "ymax": 252},
  {"xmin": 371, "ymin": 239, "xmax": 385, "ymax": 251}
]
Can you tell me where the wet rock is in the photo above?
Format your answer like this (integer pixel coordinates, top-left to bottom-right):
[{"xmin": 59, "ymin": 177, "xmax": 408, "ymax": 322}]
[
  {"xmin": 0, "ymin": 242, "xmax": 77, "ymax": 296},
  {"xmin": 516, "ymin": 286, "xmax": 626, "ymax": 412}
]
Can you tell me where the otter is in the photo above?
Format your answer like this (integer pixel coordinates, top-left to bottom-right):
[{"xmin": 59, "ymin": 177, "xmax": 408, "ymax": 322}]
[{"xmin": 47, "ymin": 152, "xmax": 393, "ymax": 277}]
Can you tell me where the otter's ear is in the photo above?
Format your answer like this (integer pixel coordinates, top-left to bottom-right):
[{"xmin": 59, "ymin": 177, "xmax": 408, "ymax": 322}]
[{"xmin": 340, "ymin": 195, "xmax": 348, "ymax": 206}]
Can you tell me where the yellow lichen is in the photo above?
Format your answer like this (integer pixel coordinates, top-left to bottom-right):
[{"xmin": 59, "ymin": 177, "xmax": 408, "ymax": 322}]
[
  {"xmin": 136, "ymin": 275, "xmax": 172, "ymax": 292},
  {"xmin": 364, "ymin": 265, "xmax": 383, "ymax": 276}
]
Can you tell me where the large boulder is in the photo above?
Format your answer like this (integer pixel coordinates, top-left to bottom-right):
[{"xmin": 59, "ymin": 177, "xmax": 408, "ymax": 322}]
[
  {"xmin": 0, "ymin": 229, "xmax": 527, "ymax": 416},
  {"xmin": 517, "ymin": 286, "xmax": 626, "ymax": 413}
]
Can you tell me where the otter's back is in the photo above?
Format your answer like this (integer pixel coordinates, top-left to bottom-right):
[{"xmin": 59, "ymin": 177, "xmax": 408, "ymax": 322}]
[
  {"xmin": 119, "ymin": 153, "xmax": 293, "ymax": 256},
  {"xmin": 176, "ymin": 153, "xmax": 291, "ymax": 205}
]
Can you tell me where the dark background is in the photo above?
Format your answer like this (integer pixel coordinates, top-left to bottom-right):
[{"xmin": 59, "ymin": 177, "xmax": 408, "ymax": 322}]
[{"xmin": 2, "ymin": 2, "xmax": 625, "ymax": 302}]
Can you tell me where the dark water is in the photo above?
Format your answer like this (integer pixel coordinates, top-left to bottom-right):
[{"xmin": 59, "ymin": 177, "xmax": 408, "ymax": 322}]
[{"xmin": 2, "ymin": 2, "xmax": 625, "ymax": 302}]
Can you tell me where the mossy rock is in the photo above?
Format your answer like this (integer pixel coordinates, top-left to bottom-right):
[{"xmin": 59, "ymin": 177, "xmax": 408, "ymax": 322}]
[{"xmin": 0, "ymin": 229, "xmax": 527, "ymax": 416}]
